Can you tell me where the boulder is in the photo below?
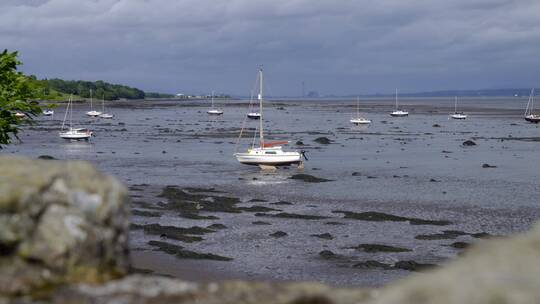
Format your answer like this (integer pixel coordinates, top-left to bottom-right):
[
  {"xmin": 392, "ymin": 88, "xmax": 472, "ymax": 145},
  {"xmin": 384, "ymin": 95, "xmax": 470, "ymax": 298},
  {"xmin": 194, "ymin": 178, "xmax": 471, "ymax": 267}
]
[
  {"xmin": 0, "ymin": 156, "xmax": 130, "ymax": 296},
  {"xmin": 367, "ymin": 222, "xmax": 540, "ymax": 304}
]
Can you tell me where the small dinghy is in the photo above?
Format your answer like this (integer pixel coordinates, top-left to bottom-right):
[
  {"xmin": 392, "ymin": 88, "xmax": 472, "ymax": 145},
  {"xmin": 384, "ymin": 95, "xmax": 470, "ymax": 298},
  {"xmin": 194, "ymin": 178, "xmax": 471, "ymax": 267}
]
[{"xmin": 43, "ymin": 110, "xmax": 54, "ymax": 116}]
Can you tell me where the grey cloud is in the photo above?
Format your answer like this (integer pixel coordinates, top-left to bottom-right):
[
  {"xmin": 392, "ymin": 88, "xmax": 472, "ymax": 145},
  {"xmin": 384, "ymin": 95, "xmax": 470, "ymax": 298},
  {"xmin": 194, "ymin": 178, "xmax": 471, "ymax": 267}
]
[{"xmin": 1, "ymin": 0, "xmax": 540, "ymax": 95}]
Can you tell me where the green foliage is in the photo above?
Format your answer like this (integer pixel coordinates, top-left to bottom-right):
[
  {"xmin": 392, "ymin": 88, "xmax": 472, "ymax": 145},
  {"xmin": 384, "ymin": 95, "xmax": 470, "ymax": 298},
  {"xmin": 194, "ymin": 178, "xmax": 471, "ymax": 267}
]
[
  {"xmin": 145, "ymin": 92, "xmax": 175, "ymax": 98},
  {"xmin": 38, "ymin": 78, "xmax": 145, "ymax": 100},
  {"xmin": 0, "ymin": 50, "xmax": 41, "ymax": 147}
]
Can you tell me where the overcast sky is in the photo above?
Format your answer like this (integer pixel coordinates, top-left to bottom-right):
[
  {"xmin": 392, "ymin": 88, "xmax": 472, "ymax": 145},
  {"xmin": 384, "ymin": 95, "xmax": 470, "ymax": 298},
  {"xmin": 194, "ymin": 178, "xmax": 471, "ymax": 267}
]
[{"xmin": 2, "ymin": 0, "xmax": 540, "ymax": 95}]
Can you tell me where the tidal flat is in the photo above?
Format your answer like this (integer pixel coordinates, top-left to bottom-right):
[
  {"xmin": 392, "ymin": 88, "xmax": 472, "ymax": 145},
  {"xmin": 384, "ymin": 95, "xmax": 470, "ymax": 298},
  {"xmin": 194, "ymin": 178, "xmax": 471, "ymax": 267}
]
[{"xmin": 6, "ymin": 97, "xmax": 540, "ymax": 287}]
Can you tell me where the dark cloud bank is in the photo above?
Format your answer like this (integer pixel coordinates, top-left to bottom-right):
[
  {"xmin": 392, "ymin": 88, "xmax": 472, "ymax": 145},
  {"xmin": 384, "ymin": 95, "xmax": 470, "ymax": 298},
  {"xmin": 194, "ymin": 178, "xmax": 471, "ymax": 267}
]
[{"xmin": 2, "ymin": 0, "xmax": 539, "ymax": 95}]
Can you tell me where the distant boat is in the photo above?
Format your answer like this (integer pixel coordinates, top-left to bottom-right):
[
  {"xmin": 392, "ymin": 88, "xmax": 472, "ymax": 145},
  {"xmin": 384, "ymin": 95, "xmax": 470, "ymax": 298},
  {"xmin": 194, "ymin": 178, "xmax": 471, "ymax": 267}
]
[
  {"xmin": 235, "ymin": 67, "xmax": 303, "ymax": 169},
  {"xmin": 99, "ymin": 95, "xmax": 114, "ymax": 119},
  {"xmin": 350, "ymin": 96, "xmax": 371, "ymax": 125},
  {"xmin": 450, "ymin": 96, "xmax": 467, "ymax": 120},
  {"xmin": 43, "ymin": 110, "xmax": 54, "ymax": 116},
  {"xmin": 247, "ymin": 112, "xmax": 261, "ymax": 119},
  {"xmin": 390, "ymin": 89, "xmax": 408, "ymax": 117},
  {"xmin": 86, "ymin": 89, "xmax": 102, "ymax": 117},
  {"xmin": 14, "ymin": 112, "xmax": 25, "ymax": 118},
  {"xmin": 207, "ymin": 91, "xmax": 224, "ymax": 115},
  {"xmin": 60, "ymin": 95, "xmax": 93, "ymax": 140},
  {"xmin": 524, "ymin": 88, "xmax": 540, "ymax": 123}
]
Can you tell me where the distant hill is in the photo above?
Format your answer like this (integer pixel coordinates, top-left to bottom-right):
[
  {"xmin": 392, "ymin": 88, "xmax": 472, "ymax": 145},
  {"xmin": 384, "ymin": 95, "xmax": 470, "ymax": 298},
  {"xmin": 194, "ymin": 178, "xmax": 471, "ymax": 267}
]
[
  {"xmin": 26, "ymin": 76, "xmax": 173, "ymax": 101},
  {"xmin": 330, "ymin": 88, "xmax": 533, "ymax": 98},
  {"xmin": 397, "ymin": 88, "xmax": 531, "ymax": 98}
]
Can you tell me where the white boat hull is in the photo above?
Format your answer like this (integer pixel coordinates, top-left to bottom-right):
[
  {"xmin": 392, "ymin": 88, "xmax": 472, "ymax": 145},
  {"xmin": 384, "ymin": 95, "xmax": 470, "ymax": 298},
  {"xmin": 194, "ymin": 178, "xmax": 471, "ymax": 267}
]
[
  {"xmin": 99, "ymin": 113, "xmax": 114, "ymax": 119},
  {"xmin": 390, "ymin": 111, "xmax": 408, "ymax": 117},
  {"xmin": 350, "ymin": 118, "xmax": 371, "ymax": 124},
  {"xmin": 247, "ymin": 113, "xmax": 261, "ymax": 119},
  {"xmin": 235, "ymin": 151, "xmax": 302, "ymax": 166},
  {"xmin": 525, "ymin": 114, "xmax": 540, "ymax": 123},
  {"xmin": 59, "ymin": 133, "xmax": 92, "ymax": 140},
  {"xmin": 86, "ymin": 111, "xmax": 102, "ymax": 117},
  {"xmin": 59, "ymin": 129, "xmax": 92, "ymax": 140},
  {"xmin": 450, "ymin": 113, "xmax": 467, "ymax": 120},
  {"xmin": 207, "ymin": 110, "xmax": 224, "ymax": 115}
]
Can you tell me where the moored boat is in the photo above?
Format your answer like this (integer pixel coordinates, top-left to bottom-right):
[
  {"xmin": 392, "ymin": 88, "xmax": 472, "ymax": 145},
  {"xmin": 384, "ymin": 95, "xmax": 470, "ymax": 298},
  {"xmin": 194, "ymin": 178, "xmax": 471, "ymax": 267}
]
[
  {"xmin": 524, "ymin": 88, "xmax": 540, "ymax": 123},
  {"xmin": 390, "ymin": 89, "xmax": 408, "ymax": 117},
  {"xmin": 234, "ymin": 67, "xmax": 303, "ymax": 168}
]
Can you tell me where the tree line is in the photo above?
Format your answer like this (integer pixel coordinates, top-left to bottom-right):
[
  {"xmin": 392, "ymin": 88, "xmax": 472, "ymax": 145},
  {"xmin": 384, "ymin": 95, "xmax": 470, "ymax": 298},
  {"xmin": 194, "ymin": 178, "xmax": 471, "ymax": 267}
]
[{"xmin": 27, "ymin": 77, "xmax": 149, "ymax": 100}]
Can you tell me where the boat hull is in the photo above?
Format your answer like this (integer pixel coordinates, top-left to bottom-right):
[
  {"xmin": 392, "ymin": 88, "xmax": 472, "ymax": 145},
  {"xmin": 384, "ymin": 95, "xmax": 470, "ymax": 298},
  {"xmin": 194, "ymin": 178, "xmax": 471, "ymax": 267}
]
[
  {"xmin": 86, "ymin": 111, "xmax": 102, "ymax": 117},
  {"xmin": 525, "ymin": 116, "xmax": 540, "ymax": 123},
  {"xmin": 59, "ymin": 133, "xmax": 92, "ymax": 140},
  {"xmin": 247, "ymin": 113, "xmax": 261, "ymax": 119},
  {"xmin": 350, "ymin": 119, "xmax": 371, "ymax": 124},
  {"xmin": 450, "ymin": 114, "xmax": 467, "ymax": 120},
  {"xmin": 234, "ymin": 152, "xmax": 302, "ymax": 166},
  {"xmin": 390, "ymin": 112, "xmax": 408, "ymax": 117},
  {"xmin": 207, "ymin": 110, "xmax": 224, "ymax": 115}
]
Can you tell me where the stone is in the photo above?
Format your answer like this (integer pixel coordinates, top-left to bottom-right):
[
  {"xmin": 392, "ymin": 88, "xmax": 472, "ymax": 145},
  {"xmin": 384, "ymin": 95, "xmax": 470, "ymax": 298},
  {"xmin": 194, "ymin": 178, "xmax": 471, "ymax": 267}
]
[
  {"xmin": 462, "ymin": 140, "xmax": 476, "ymax": 146},
  {"xmin": 314, "ymin": 137, "xmax": 332, "ymax": 144},
  {"xmin": 0, "ymin": 156, "xmax": 130, "ymax": 296},
  {"xmin": 368, "ymin": 222, "xmax": 540, "ymax": 304}
]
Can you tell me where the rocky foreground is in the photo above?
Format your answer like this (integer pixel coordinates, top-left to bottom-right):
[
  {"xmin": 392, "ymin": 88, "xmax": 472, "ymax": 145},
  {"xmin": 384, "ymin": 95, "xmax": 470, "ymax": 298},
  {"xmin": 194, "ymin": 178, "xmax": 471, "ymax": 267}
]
[{"xmin": 1, "ymin": 156, "xmax": 540, "ymax": 304}]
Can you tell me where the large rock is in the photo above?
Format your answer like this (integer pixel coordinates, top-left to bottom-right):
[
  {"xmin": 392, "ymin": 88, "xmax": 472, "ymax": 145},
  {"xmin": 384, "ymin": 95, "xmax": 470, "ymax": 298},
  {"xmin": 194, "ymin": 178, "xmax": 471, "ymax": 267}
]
[
  {"xmin": 368, "ymin": 222, "xmax": 540, "ymax": 304},
  {"xmin": 0, "ymin": 156, "xmax": 130, "ymax": 296},
  {"xmin": 53, "ymin": 275, "xmax": 374, "ymax": 304}
]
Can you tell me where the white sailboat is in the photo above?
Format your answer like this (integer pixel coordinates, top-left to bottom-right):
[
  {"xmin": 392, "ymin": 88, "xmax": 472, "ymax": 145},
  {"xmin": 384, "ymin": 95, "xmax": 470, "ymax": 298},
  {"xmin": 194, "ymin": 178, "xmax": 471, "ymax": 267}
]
[
  {"xmin": 450, "ymin": 96, "xmax": 467, "ymax": 119},
  {"xmin": 390, "ymin": 89, "xmax": 408, "ymax": 117},
  {"xmin": 99, "ymin": 95, "xmax": 114, "ymax": 119},
  {"xmin": 350, "ymin": 97, "xmax": 371, "ymax": 124},
  {"xmin": 234, "ymin": 67, "xmax": 303, "ymax": 168},
  {"xmin": 86, "ymin": 89, "xmax": 102, "ymax": 117},
  {"xmin": 524, "ymin": 88, "xmax": 540, "ymax": 123},
  {"xmin": 207, "ymin": 91, "xmax": 224, "ymax": 115},
  {"xmin": 59, "ymin": 95, "xmax": 93, "ymax": 140},
  {"xmin": 43, "ymin": 110, "xmax": 54, "ymax": 116}
]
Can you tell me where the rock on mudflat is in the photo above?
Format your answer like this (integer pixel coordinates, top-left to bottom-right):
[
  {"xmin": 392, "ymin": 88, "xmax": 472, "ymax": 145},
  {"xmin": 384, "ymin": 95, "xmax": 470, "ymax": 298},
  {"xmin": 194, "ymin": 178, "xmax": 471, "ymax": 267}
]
[
  {"xmin": 462, "ymin": 140, "xmax": 477, "ymax": 146},
  {"xmin": 0, "ymin": 156, "xmax": 130, "ymax": 296}
]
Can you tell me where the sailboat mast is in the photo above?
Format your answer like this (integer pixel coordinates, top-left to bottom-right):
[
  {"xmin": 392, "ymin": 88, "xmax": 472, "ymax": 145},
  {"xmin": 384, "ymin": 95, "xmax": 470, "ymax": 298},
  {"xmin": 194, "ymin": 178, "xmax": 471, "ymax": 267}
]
[
  {"xmin": 259, "ymin": 66, "xmax": 264, "ymax": 147},
  {"xmin": 69, "ymin": 95, "xmax": 73, "ymax": 130},
  {"xmin": 395, "ymin": 88, "xmax": 398, "ymax": 110},
  {"xmin": 90, "ymin": 89, "xmax": 93, "ymax": 111},
  {"xmin": 211, "ymin": 91, "xmax": 215, "ymax": 108},
  {"xmin": 454, "ymin": 96, "xmax": 457, "ymax": 113},
  {"xmin": 356, "ymin": 96, "xmax": 360, "ymax": 117},
  {"xmin": 532, "ymin": 88, "xmax": 535, "ymax": 114},
  {"xmin": 102, "ymin": 95, "xmax": 105, "ymax": 112}
]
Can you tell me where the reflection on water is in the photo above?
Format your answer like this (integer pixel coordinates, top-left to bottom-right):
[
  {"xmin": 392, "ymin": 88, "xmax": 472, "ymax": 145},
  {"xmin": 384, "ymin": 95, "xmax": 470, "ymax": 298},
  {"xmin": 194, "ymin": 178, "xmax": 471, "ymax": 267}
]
[{"xmin": 60, "ymin": 141, "xmax": 94, "ymax": 155}]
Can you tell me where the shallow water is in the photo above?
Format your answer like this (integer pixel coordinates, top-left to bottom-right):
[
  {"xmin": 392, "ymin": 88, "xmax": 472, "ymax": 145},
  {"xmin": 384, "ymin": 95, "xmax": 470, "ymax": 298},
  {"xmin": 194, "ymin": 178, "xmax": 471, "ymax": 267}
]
[{"xmin": 5, "ymin": 97, "xmax": 540, "ymax": 286}]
